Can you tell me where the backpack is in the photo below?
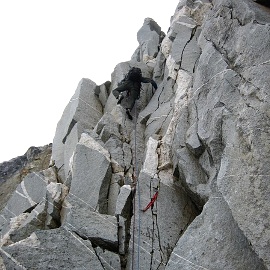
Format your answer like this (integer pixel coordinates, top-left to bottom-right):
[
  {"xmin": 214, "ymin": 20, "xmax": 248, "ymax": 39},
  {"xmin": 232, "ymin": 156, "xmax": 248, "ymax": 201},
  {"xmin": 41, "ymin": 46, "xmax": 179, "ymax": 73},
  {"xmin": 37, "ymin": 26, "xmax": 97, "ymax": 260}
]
[
  {"xmin": 126, "ymin": 67, "xmax": 142, "ymax": 82},
  {"xmin": 118, "ymin": 67, "xmax": 142, "ymax": 87}
]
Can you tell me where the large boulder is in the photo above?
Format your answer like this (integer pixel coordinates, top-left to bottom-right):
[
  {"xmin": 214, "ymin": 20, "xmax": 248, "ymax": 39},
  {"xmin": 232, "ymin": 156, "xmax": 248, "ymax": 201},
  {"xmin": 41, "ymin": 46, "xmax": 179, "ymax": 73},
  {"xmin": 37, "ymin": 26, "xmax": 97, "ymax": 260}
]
[
  {"xmin": 0, "ymin": 144, "xmax": 52, "ymax": 211},
  {"xmin": 134, "ymin": 18, "xmax": 163, "ymax": 64},
  {"xmin": 62, "ymin": 132, "xmax": 112, "ymax": 215},
  {"xmin": 0, "ymin": 168, "xmax": 67, "ymax": 246},
  {"xmin": 0, "ymin": 168, "xmax": 57, "ymax": 225},
  {"xmin": 52, "ymin": 78, "xmax": 103, "ymax": 182},
  {"xmin": 64, "ymin": 208, "xmax": 118, "ymax": 252},
  {"xmin": 166, "ymin": 196, "xmax": 267, "ymax": 270},
  {"xmin": 0, "ymin": 228, "xmax": 104, "ymax": 269}
]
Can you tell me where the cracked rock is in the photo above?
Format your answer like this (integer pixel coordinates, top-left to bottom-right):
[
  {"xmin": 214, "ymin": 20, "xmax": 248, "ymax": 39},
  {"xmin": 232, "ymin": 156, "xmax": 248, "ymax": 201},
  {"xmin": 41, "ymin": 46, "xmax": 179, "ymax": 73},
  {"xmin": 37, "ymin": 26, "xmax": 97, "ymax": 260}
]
[
  {"xmin": 0, "ymin": 168, "xmax": 57, "ymax": 230},
  {"xmin": 166, "ymin": 196, "xmax": 267, "ymax": 270},
  {"xmin": 128, "ymin": 167, "xmax": 198, "ymax": 269},
  {"xmin": 63, "ymin": 208, "xmax": 118, "ymax": 252},
  {"xmin": 136, "ymin": 18, "xmax": 162, "ymax": 64},
  {"xmin": 1, "ymin": 228, "xmax": 104, "ymax": 270},
  {"xmin": 52, "ymin": 78, "xmax": 103, "ymax": 182},
  {"xmin": 115, "ymin": 185, "xmax": 132, "ymax": 219},
  {"xmin": 1, "ymin": 0, "xmax": 270, "ymax": 269},
  {"xmin": 63, "ymin": 133, "xmax": 112, "ymax": 215}
]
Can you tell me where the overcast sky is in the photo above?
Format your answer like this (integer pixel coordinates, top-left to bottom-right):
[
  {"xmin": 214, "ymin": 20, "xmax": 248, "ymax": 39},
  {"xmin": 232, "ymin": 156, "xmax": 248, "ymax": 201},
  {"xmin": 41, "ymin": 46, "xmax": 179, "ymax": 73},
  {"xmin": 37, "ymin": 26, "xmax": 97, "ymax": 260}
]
[{"xmin": 0, "ymin": 0, "xmax": 179, "ymax": 163}]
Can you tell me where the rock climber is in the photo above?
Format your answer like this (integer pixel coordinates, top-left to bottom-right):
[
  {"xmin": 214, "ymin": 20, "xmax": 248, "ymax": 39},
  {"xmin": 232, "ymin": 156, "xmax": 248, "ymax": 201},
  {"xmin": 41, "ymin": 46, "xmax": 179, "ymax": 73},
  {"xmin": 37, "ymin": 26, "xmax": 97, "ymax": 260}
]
[{"xmin": 112, "ymin": 67, "xmax": 157, "ymax": 120}]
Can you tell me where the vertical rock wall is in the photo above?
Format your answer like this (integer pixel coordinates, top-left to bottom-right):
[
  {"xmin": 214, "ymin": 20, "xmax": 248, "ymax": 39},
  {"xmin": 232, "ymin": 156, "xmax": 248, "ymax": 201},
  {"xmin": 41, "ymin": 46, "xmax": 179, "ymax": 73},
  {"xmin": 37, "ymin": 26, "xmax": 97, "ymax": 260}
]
[{"xmin": 1, "ymin": 0, "xmax": 270, "ymax": 269}]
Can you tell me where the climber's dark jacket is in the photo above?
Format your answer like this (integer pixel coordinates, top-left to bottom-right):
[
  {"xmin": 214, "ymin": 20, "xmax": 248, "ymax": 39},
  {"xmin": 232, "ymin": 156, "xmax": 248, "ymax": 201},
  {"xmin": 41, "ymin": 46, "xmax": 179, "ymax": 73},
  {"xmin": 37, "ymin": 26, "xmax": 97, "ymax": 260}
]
[{"xmin": 112, "ymin": 76, "xmax": 157, "ymax": 110}]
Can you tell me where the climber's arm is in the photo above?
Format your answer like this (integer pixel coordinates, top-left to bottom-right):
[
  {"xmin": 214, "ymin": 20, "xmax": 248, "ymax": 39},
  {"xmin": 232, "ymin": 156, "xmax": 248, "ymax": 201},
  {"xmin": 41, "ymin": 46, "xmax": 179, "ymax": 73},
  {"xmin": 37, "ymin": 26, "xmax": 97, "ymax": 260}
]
[
  {"xmin": 141, "ymin": 77, "xmax": 158, "ymax": 90},
  {"xmin": 112, "ymin": 81, "xmax": 130, "ymax": 98}
]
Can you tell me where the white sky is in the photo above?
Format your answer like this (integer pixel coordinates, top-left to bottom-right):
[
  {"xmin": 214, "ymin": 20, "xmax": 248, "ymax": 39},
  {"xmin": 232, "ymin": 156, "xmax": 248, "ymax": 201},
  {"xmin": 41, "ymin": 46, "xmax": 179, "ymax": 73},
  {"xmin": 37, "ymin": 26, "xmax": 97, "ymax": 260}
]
[{"xmin": 0, "ymin": 0, "xmax": 179, "ymax": 163}]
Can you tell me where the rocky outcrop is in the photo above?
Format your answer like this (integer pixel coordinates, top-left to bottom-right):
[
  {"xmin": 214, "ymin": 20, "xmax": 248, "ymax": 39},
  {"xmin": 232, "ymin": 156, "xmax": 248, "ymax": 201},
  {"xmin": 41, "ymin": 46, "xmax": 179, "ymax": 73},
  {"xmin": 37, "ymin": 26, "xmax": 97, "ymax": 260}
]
[
  {"xmin": 166, "ymin": 196, "xmax": 265, "ymax": 270},
  {"xmin": 52, "ymin": 78, "xmax": 103, "ymax": 183},
  {"xmin": 0, "ymin": 144, "xmax": 52, "ymax": 212},
  {"xmin": 1, "ymin": 0, "xmax": 270, "ymax": 269}
]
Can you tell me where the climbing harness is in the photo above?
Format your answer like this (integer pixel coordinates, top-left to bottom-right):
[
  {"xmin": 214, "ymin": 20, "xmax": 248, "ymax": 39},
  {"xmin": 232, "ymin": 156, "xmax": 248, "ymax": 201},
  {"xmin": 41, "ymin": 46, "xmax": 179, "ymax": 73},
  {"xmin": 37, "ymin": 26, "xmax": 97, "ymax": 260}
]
[{"xmin": 142, "ymin": 191, "xmax": 159, "ymax": 212}]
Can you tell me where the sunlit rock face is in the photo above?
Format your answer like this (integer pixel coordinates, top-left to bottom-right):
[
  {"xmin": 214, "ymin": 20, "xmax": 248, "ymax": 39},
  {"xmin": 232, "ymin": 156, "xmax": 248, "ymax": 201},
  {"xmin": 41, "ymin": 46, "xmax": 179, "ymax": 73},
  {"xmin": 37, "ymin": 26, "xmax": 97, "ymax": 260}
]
[{"xmin": 1, "ymin": 0, "xmax": 270, "ymax": 269}]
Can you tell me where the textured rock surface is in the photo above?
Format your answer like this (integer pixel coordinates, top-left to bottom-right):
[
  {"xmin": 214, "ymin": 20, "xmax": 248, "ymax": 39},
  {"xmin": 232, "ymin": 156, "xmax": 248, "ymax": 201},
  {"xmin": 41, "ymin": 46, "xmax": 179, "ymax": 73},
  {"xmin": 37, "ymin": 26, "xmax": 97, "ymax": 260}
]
[
  {"xmin": 166, "ymin": 196, "xmax": 267, "ymax": 270},
  {"xmin": 0, "ymin": 144, "xmax": 52, "ymax": 212},
  {"xmin": 1, "ymin": 228, "xmax": 104, "ymax": 270},
  {"xmin": 52, "ymin": 78, "xmax": 103, "ymax": 182},
  {"xmin": 133, "ymin": 17, "xmax": 163, "ymax": 64},
  {"xmin": 63, "ymin": 132, "xmax": 112, "ymax": 214},
  {"xmin": 0, "ymin": 168, "xmax": 68, "ymax": 245},
  {"xmin": 1, "ymin": 0, "xmax": 270, "ymax": 269}
]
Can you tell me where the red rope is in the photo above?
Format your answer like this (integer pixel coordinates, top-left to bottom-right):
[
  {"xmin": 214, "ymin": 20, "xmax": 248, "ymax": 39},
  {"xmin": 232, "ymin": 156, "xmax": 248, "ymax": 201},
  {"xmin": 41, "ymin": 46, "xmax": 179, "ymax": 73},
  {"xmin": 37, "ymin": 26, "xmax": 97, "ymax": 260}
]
[{"xmin": 142, "ymin": 191, "xmax": 158, "ymax": 212}]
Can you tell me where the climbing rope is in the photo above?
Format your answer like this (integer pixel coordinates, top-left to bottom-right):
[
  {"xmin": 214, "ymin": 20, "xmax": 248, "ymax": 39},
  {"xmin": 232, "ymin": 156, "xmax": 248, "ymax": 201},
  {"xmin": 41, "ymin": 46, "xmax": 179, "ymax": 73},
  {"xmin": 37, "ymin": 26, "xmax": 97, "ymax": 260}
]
[
  {"xmin": 135, "ymin": 101, "xmax": 142, "ymax": 270},
  {"xmin": 131, "ymin": 100, "xmax": 141, "ymax": 270},
  {"xmin": 131, "ymin": 84, "xmax": 159, "ymax": 269}
]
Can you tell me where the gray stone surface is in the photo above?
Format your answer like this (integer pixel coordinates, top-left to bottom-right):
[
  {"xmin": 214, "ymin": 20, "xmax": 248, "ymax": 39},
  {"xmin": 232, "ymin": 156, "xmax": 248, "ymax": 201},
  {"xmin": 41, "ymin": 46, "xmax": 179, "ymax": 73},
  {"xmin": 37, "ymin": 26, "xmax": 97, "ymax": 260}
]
[
  {"xmin": 94, "ymin": 246, "xmax": 121, "ymax": 270},
  {"xmin": 152, "ymin": 50, "xmax": 166, "ymax": 82},
  {"xmin": 111, "ymin": 182, "xmax": 132, "ymax": 259},
  {"xmin": 64, "ymin": 208, "xmax": 118, "ymax": 252},
  {"xmin": 63, "ymin": 133, "xmax": 112, "ymax": 214},
  {"xmin": 1, "ymin": 168, "xmax": 57, "ymax": 224},
  {"xmin": 63, "ymin": 122, "xmax": 79, "ymax": 183},
  {"xmin": 107, "ymin": 173, "xmax": 123, "ymax": 216},
  {"xmin": 144, "ymin": 101, "xmax": 173, "ymax": 142},
  {"xmin": 217, "ymin": 116, "xmax": 270, "ymax": 268},
  {"xmin": 174, "ymin": 147, "xmax": 209, "ymax": 208},
  {"xmin": 95, "ymin": 81, "xmax": 111, "ymax": 107},
  {"xmin": 0, "ymin": 144, "xmax": 52, "ymax": 212},
  {"xmin": 136, "ymin": 18, "xmax": 162, "ymax": 64},
  {"xmin": 1, "ymin": 0, "xmax": 270, "ymax": 269},
  {"xmin": 7, "ymin": 202, "xmax": 47, "ymax": 245},
  {"xmin": 52, "ymin": 78, "xmax": 103, "ymax": 182},
  {"xmin": 139, "ymin": 76, "xmax": 177, "ymax": 143},
  {"xmin": 0, "ymin": 256, "xmax": 5, "ymax": 269},
  {"xmin": 193, "ymin": 0, "xmax": 270, "ymax": 267},
  {"xmin": 170, "ymin": 17, "xmax": 197, "ymax": 65},
  {"xmin": 45, "ymin": 182, "xmax": 68, "ymax": 228},
  {"xmin": 94, "ymin": 112, "xmax": 122, "ymax": 143},
  {"xmin": 186, "ymin": 122, "xmax": 204, "ymax": 157},
  {"xmin": 181, "ymin": 27, "xmax": 201, "ymax": 73},
  {"xmin": 0, "ymin": 169, "xmax": 67, "ymax": 246},
  {"xmin": 127, "ymin": 135, "xmax": 198, "ymax": 270},
  {"xmin": 115, "ymin": 185, "xmax": 132, "ymax": 218},
  {"xmin": 105, "ymin": 136, "xmax": 125, "ymax": 173},
  {"xmin": 128, "ymin": 169, "xmax": 198, "ymax": 270},
  {"xmin": 1, "ymin": 228, "xmax": 104, "ymax": 270},
  {"xmin": 166, "ymin": 196, "xmax": 267, "ymax": 270}
]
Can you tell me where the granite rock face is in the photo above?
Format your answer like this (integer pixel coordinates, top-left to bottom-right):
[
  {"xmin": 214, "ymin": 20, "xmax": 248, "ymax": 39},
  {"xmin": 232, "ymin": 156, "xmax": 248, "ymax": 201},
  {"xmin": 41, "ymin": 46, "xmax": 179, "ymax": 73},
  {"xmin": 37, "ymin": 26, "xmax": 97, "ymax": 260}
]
[
  {"xmin": 1, "ymin": 228, "xmax": 105, "ymax": 270},
  {"xmin": 1, "ymin": 0, "xmax": 270, "ymax": 269},
  {"xmin": 166, "ymin": 196, "xmax": 266, "ymax": 270},
  {"xmin": 52, "ymin": 78, "xmax": 103, "ymax": 183},
  {"xmin": 0, "ymin": 144, "xmax": 52, "ymax": 212}
]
